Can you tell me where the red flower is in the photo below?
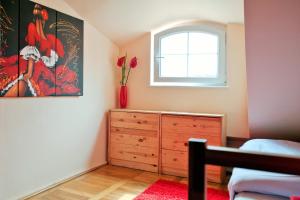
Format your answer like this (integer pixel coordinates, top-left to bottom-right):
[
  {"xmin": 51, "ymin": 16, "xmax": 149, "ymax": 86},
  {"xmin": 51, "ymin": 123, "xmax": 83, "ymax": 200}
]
[
  {"xmin": 60, "ymin": 84, "xmax": 80, "ymax": 94},
  {"xmin": 41, "ymin": 9, "xmax": 49, "ymax": 21},
  {"xmin": 117, "ymin": 56, "xmax": 126, "ymax": 67},
  {"xmin": 129, "ymin": 57, "xmax": 137, "ymax": 68},
  {"xmin": 56, "ymin": 84, "xmax": 80, "ymax": 95},
  {"xmin": 55, "ymin": 65, "xmax": 80, "ymax": 95},
  {"xmin": 0, "ymin": 55, "xmax": 18, "ymax": 66},
  {"xmin": 56, "ymin": 65, "xmax": 77, "ymax": 85}
]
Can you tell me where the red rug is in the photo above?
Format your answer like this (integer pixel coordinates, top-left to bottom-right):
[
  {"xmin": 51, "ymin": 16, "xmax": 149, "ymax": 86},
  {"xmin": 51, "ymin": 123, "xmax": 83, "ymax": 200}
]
[{"xmin": 134, "ymin": 180, "xmax": 229, "ymax": 200}]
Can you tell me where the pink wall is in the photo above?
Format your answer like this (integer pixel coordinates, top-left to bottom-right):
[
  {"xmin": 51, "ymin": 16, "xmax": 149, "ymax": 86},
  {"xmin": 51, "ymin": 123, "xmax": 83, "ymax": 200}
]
[{"xmin": 245, "ymin": 0, "xmax": 300, "ymax": 140}]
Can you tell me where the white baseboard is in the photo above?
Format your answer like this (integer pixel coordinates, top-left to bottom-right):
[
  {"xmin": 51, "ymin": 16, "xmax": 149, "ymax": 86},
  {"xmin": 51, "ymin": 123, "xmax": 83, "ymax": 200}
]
[{"xmin": 21, "ymin": 162, "xmax": 107, "ymax": 199}]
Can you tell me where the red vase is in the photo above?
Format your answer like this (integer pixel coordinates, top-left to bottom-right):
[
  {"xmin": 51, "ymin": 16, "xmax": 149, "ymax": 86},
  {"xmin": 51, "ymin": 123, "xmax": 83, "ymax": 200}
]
[{"xmin": 119, "ymin": 85, "xmax": 127, "ymax": 108}]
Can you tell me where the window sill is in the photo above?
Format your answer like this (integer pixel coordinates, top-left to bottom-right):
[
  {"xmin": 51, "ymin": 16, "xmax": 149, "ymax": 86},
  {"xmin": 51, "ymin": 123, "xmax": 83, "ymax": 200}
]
[{"xmin": 150, "ymin": 81, "xmax": 228, "ymax": 88}]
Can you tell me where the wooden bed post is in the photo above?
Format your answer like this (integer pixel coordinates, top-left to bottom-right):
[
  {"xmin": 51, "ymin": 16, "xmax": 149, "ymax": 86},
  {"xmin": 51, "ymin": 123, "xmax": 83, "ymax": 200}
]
[
  {"xmin": 188, "ymin": 139, "xmax": 300, "ymax": 200},
  {"xmin": 188, "ymin": 139, "xmax": 207, "ymax": 200}
]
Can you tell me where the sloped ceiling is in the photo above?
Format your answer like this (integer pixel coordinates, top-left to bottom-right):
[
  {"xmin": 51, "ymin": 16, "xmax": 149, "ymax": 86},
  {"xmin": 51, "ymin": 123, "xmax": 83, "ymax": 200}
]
[{"xmin": 64, "ymin": 0, "xmax": 244, "ymax": 47}]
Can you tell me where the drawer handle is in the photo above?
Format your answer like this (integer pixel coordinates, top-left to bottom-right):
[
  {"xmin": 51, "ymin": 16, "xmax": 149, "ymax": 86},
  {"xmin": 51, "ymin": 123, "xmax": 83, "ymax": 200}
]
[
  {"xmin": 184, "ymin": 142, "xmax": 188, "ymax": 147},
  {"xmin": 153, "ymin": 164, "xmax": 157, "ymax": 167},
  {"xmin": 173, "ymin": 123, "xmax": 178, "ymax": 126},
  {"xmin": 173, "ymin": 158, "xmax": 177, "ymax": 162},
  {"xmin": 152, "ymin": 154, "xmax": 155, "ymax": 156},
  {"xmin": 133, "ymin": 156, "xmax": 137, "ymax": 159},
  {"xmin": 193, "ymin": 124, "xmax": 197, "ymax": 127},
  {"xmin": 118, "ymin": 119, "xmax": 124, "ymax": 122},
  {"xmin": 138, "ymin": 138, "xmax": 144, "ymax": 142},
  {"xmin": 133, "ymin": 115, "xmax": 137, "ymax": 118},
  {"xmin": 137, "ymin": 121, "xmax": 142, "ymax": 124}
]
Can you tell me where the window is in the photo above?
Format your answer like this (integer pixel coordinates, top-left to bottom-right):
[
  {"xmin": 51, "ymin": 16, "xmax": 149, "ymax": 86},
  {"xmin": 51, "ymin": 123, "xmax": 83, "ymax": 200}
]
[{"xmin": 151, "ymin": 24, "xmax": 226, "ymax": 87}]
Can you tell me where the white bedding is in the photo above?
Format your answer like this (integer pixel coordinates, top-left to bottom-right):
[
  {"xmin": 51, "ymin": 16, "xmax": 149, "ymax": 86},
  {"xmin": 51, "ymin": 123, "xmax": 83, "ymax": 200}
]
[
  {"xmin": 235, "ymin": 192, "xmax": 288, "ymax": 200},
  {"xmin": 228, "ymin": 139, "xmax": 300, "ymax": 200}
]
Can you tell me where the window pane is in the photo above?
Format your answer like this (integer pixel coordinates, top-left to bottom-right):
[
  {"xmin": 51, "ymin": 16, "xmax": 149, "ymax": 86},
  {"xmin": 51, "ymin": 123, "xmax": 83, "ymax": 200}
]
[
  {"xmin": 188, "ymin": 54, "xmax": 218, "ymax": 78},
  {"xmin": 161, "ymin": 33, "xmax": 188, "ymax": 55},
  {"xmin": 189, "ymin": 33, "xmax": 218, "ymax": 54},
  {"xmin": 160, "ymin": 55, "xmax": 188, "ymax": 77}
]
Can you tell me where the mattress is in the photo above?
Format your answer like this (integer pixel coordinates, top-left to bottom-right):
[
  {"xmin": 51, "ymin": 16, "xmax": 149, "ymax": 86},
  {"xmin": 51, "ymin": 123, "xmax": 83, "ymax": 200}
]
[
  {"xmin": 228, "ymin": 139, "xmax": 300, "ymax": 200},
  {"xmin": 235, "ymin": 192, "xmax": 289, "ymax": 200}
]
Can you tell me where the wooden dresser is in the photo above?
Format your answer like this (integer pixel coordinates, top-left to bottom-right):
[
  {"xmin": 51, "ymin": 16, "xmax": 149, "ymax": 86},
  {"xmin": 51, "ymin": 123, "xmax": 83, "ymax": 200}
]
[{"xmin": 108, "ymin": 109, "xmax": 226, "ymax": 183}]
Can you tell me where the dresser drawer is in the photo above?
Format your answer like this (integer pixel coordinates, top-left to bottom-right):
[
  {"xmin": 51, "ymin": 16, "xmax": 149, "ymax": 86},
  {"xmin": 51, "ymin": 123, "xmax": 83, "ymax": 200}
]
[
  {"xmin": 110, "ymin": 127, "xmax": 158, "ymax": 148},
  {"xmin": 161, "ymin": 149, "xmax": 223, "ymax": 183},
  {"xmin": 162, "ymin": 132, "xmax": 221, "ymax": 152},
  {"xmin": 162, "ymin": 115, "xmax": 222, "ymax": 136},
  {"xmin": 161, "ymin": 114, "xmax": 222, "ymax": 152},
  {"xmin": 111, "ymin": 111, "xmax": 159, "ymax": 131},
  {"xmin": 110, "ymin": 143, "xmax": 158, "ymax": 165},
  {"xmin": 161, "ymin": 149, "xmax": 187, "ymax": 177}
]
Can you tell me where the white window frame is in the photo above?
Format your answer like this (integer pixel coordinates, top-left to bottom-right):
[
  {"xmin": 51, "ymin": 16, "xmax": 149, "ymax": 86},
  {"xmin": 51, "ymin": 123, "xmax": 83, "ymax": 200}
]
[{"xmin": 151, "ymin": 24, "xmax": 227, "ymax": 87}]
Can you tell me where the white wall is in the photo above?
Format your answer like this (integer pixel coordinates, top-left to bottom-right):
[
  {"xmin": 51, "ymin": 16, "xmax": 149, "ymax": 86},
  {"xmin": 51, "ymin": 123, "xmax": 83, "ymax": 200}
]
[
  {"xmin": 120, "ymin": 24, "xmax": 249, "ymax": 138},
  {"xmin": 0, "ymin": 0, "xmax": 119, "ymax": 199}
]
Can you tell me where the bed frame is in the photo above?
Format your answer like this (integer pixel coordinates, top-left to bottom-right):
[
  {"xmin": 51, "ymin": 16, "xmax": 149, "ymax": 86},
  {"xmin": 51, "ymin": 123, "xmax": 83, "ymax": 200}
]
[{"xmin": 188, "ymin": 138, "xmax": 300, "ymax": 200}]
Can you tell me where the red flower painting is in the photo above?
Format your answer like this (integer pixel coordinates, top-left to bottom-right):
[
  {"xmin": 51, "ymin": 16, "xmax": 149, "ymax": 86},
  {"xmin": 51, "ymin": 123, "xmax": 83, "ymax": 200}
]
[{"xmin": 0, "ymin": 0, "xmax": 83, "ymax": 97}]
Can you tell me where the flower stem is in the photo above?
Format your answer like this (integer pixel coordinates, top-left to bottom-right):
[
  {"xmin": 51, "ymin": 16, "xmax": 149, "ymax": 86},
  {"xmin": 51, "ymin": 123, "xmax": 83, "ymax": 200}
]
[
  {"xmin": 125, "ymin": 67, "xmax": 131, "ymax": 85},
  {"xmin": 121, "ymin": 55, "xmax": 127, "ymax": 85},
  {"xmin": 122, "ymin": 66, "xmax": 125, "ymax": 85}
]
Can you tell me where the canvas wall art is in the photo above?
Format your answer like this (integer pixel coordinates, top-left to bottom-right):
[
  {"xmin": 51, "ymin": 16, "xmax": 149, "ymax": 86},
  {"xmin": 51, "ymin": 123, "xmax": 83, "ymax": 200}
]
[{"xmin": 0, "ymin": 0, "xmax": 83, "ymax": 97}]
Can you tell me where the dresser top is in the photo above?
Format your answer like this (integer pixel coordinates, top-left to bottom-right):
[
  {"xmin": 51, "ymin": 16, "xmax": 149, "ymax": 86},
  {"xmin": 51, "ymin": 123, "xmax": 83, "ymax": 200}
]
[{"xmin": 110, "ymin": 109, "xmax": 224, "ymax": 118}]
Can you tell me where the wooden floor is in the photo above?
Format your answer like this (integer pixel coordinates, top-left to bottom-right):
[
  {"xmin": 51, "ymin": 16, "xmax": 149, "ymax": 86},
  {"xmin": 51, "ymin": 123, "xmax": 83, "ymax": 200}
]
[{"xmin": 28, "ymin": 165, "xmax": 227, "ymax": 200}]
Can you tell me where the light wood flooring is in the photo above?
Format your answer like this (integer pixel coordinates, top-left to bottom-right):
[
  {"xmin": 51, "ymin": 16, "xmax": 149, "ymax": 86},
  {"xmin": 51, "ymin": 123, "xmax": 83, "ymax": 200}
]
[{"xmin": 27, "ymin": 165, "xmax": 227, "ymax": 200}]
